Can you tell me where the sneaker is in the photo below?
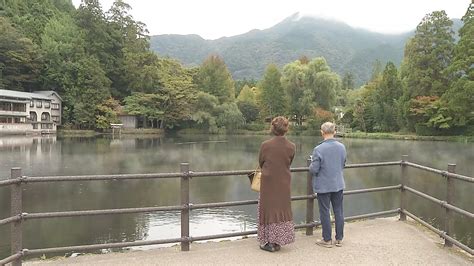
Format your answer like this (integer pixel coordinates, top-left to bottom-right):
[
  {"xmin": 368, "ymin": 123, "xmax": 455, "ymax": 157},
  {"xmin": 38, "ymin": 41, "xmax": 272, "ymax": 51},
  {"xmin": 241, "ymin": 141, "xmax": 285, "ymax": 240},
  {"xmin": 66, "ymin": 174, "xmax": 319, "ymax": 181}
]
[
  {"xmin": 316, "ymin": 239, "xmax": 333, "ymax": 248},
  {"xmin": 335, "ymin": 240, "xmax": 343, "ymax": 247}
]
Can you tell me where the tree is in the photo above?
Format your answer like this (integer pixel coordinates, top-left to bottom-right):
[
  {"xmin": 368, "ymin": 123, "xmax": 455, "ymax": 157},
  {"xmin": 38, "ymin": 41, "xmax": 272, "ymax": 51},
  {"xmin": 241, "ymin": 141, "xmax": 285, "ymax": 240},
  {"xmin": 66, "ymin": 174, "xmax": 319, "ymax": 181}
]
[
  {"xmin": 2, "ymin": 0, "xmax": 61, "ymax": 44},
  {"xmin": 236, "ymin": 85, "xmax": 256, "ymax": 104},
  {"xmin": 195, "ymin": 54, "xmax": 235, "ymax": 103},
  {"xmin": 281, "ymin": 57, "xmax": 341, "ymax": 125},
  {"xmin": 441, "ymin": 3, "xmax": 474, "ymax": 129},
  {"xmin": 191, "ymin": 92, "xmax": 219, "ymax": 132},
  {"xmin": 0, "ymin": 17, "xmax": 41, "ymax": 91},
  {"xmin": 124, "ymin": 92, "xmax": 165, "ymax": 128},
  {"xmin": 234, "ymin": 78, "xmax": 257, "ymax": 97},
  {"xmin": 305, "ymin": 57, "xmax": 341, "ymax": 110},
  {"xmin": 281, "ymin": 60, "xmax": 308, "ymax": 125},
  {"xmin": 237, "ymin": 101, "xmax": 259, "ymax": 123},
  {"xmin": 66, "ymin": 56, "xmax": 112, "ymax": 128},
  {"xmin": 96, "ymin": 97, "xmax": 121, "ymax": 129},
  {"xmin": 215, "ymin": 102, "xmax": 245, "ymax": 130},
  {"xmin": 76, "ymin": 0, "xmax": 122, "ymax": 90},
  {"xmin": 399, "ymin": 10, "xmax": 455, "ymax": 130},
  {"xmin": 310, "ymin": 71, "xmax": 341, "ymax": 110},
  {"xmin": 342, "ymin": 72, "xmax": 355, "ymax": 90},
  {"xmin": 372, "ymin": 62, "xmax": 402, "ymax": 131},
  {"xmin": 259, "ymin": 64, "xmax": 286, "ymax": 117},
  {"xmin": 106, "ymin": 0, "xmax": 150, "ymax": 99},
  {"xmin": 41, "ymin": 13, "xmax": 86, "ymax": 94},
  {"xmin": 370, "ymin": 59, "xmax": 383, "ymax": 81},
  {"xmin": 402, "ymin": 10, "xmax": 454, "ymax": 98}
]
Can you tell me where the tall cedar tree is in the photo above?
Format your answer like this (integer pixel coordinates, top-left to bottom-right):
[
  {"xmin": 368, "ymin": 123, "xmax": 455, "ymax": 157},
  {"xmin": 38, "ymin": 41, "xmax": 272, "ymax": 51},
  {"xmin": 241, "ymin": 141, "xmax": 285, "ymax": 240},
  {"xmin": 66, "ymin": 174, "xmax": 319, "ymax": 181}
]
[{"xmin": 260, "ymin": 64, "xmax": 286, "ymax": 117}]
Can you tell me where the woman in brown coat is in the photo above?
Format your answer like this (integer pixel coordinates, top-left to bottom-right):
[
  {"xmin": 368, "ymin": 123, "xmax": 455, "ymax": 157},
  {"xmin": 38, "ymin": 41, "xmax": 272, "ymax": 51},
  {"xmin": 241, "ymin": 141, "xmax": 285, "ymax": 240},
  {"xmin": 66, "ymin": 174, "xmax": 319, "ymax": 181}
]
[{"xmin": 257, "ymin": 116, "xmax": 296, "ymax": 252}]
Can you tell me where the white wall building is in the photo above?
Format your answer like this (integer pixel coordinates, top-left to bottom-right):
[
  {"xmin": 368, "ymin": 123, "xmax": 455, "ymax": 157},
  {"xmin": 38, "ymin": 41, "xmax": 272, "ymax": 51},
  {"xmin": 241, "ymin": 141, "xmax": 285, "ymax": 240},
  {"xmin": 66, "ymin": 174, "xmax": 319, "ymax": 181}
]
[{"xmin": 0, "ymin": 89, "xmax": 62, "ymax": 135}]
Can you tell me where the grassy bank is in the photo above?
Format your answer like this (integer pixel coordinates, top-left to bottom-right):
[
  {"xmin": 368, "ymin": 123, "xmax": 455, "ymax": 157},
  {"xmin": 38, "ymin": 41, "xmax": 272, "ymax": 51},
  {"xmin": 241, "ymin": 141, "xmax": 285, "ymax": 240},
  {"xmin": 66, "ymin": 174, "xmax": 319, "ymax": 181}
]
[
  {"xmin": 57, "ymin": 129, "xmax": 98, "ymax": 137},
  {"xmin": 341, "ymin": 132, "xmax": 474, "ymax": 142},
  {"xmin": 176, "ymin": 128, "xmax": 474, "ymax": 142},
  {"xmin": 58, "ymin": 128, "xmax": 164, "ymax": 136}
]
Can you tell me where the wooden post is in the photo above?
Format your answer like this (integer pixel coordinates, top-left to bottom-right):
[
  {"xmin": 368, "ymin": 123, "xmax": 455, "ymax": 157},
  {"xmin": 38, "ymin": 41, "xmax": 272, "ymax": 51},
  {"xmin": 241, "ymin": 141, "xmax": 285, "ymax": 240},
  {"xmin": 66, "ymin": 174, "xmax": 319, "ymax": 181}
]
[
  {"xmin": 306, "ymin": 158, "xmax": 314, "ymax": 235},
  {"xmin": 180, "ymin": 163, "xmax": 190, "ymax": 251},
  {"xmin": 10, "ymin": 167, "xmax": 23, "ymax": 266},
  {"xmin": 400, "ymin": 155, "xmax": 408, "ymax": 221},
  {"xmin": 444, "ymin": 163, "xmax": 456, "ymax": 247}
]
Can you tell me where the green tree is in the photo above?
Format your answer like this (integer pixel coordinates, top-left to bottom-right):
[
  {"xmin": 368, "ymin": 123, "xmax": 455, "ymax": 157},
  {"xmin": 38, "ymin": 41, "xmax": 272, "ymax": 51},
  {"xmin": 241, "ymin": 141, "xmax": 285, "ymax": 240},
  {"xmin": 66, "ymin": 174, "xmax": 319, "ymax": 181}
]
[
  {"xmin": 400, "ymin": 10, "xmax": 455, "ymax": 130},
  {"xmin": 3, "ymin": 0, "xmax": 61, "ymax": 44},
  {"xmin": 195, "ymin": 54, "xmax": 235, "ymax": 103},
  {"xmin": 66, "ymin": 56, "xmax": 112, "ymax": 128},
  {"xmin": 370, "ymin": 59, "xmax": 383, "ymax": 81},
  {"xmin": 191, "ymin": 91, "xmax": 219, "ymax": 132},
  {"xmin": 96, "ymin": 97, "xmax": 121, "ymax": 129},
  {"xmin": 215, "ymin": 102, "xmax": 245, "ymax": 130},
  {"xmin": 281, "ymin": 60, "xmax": 308, "ymax": 125},
  {"xmin": 237, "ymin": 101, "xmax": 259, "ymax": 123},
  {"xmin": 441, "ymin": 3, "xmax": 474, "ymax": 129},
  {"xmin": 106, "ymin": 0, "xmax": 150, "ymax": 99},
  {"xmin": 0, "ymin": 17, "xmax": 41, "ymax": 91},
  {"xmin": 309, "ymin": 71, "xmax": 341, "ymax": 110},
  {"xmin": 259, "ymin": 64, "xmax": 287, "ymax": 117},
  {"xmin": 342, "ymin": 72, "xmax": 355, "ymax": 90},
  {"xmin": 41, "ymin": 13, "xmax": 86, "ymax": 94},
  {"xmin": 124, "ymin": 92, "xmax": 165, "ymax": 128},
  {"xmin": 234, "ymin": 78, "xmax": 257, "ymax": 97},
  {"xmin": 372, "ymin": 62, "xmax": 402, "ymax": 131},
  {"xmin": 236, "ymin": 85, "xmax": 256, "ymax": 104},
  {"xmin": 401, "ymin": 10, "xmax": 454, "ymax": 98}
]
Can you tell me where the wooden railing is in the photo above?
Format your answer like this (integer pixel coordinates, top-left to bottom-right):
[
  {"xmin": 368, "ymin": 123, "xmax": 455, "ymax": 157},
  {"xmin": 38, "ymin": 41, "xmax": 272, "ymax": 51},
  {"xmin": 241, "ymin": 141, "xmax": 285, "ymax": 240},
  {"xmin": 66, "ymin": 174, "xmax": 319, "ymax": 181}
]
[{"xmin": 0, "ymin": 156, "xmax": 472, "ymax": 265}]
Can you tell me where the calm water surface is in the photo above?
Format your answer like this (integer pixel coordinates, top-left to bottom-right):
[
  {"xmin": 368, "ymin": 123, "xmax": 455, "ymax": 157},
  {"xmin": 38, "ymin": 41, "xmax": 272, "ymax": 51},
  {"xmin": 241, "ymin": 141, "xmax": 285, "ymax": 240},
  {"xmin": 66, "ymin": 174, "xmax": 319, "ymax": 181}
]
[{"xmin": 0, "ymin": 134, "xmax": 473, "ymax": 258}]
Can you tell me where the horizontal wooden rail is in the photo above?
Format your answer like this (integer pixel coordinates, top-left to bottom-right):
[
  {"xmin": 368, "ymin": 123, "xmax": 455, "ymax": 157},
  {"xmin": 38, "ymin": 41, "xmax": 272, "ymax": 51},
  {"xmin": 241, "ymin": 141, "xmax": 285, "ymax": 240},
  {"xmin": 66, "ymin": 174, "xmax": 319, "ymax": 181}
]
[
  {"xmin": 0, "ymin": 161, "xmax": 402, "ymax": 185},
  {"xmin": 1, "ymin": 186, "xmax": 400, "ymax": 221},
  {"xmin": 402, "ymin": 210, "xmax": 473, "ymax": 255},
  {"xmin": 404, "ymin": 162, "xmax": 474, "ymax": 183},
  {"xmin": 0, "ymin": 252, "xmax": 23, "ymax": 265},
  {"xmin": 0, "ymin": 214, "xmax": 21, "ymax": 226},
  {"xmin": 404, "ymin": 186, "xmax": 473, "ymax": 219},
  {"xmin": 24, "ymin": 209, "xmax": 400, "ymax": 257}
]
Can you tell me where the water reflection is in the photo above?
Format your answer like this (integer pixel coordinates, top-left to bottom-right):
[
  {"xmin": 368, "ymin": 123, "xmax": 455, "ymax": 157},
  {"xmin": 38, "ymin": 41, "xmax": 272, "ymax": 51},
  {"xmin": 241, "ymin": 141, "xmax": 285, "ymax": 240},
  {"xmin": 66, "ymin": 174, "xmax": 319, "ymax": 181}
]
[{"xmin": 0, "ymin": 135, "xmax": 472, "ymax": 258}]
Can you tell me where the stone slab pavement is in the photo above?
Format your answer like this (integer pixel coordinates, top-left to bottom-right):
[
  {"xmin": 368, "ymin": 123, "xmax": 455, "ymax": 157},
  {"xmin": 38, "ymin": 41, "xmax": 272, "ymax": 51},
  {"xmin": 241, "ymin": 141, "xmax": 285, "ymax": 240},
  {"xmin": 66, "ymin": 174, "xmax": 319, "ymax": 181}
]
[{"xmin": 25, "ymin": 217, "xmax": 473, "ymax": 265}]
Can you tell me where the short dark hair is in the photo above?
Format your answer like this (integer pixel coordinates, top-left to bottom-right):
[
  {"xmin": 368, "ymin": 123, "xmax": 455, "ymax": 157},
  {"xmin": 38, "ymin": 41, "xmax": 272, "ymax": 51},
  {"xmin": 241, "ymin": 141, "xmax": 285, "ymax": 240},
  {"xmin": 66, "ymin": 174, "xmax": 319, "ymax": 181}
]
[{"xmin": 271, "ymin": 116, "xmax": 289, "ymax": 136}]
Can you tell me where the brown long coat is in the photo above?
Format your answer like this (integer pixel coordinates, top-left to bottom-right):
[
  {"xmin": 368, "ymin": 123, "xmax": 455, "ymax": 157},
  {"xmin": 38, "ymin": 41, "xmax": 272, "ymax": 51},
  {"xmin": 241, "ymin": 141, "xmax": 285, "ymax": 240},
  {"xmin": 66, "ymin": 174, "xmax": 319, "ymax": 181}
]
[{"xmin": 258, "ymin": 136, "xmax": 296, "ymax": 225}]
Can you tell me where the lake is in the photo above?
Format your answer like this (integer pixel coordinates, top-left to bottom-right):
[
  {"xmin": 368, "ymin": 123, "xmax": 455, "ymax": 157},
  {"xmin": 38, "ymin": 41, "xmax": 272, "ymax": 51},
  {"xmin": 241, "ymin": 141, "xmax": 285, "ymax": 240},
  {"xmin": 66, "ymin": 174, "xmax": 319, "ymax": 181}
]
[{"xmin": 0, "ymin": 134, "xmax": 473, "ymax": 258}]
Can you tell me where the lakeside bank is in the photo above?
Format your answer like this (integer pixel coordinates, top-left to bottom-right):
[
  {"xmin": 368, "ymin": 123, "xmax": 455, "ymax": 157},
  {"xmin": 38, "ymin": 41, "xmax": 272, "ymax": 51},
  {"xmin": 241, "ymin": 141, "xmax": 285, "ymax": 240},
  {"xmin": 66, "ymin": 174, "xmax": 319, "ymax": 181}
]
[
  {"xmin": 35, "ymin": 128, "xmax": 473, "ymax": 143},
  {"xmin": 177, "ymin": 128, "xmax": 474, "ymax": 142}
]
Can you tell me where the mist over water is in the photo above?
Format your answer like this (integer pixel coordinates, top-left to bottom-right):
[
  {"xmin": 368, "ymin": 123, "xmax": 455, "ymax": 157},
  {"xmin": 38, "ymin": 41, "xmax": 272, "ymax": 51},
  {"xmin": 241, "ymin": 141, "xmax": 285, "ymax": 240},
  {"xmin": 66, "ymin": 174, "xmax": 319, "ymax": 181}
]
[{"xmin": 0, "ymin": 135, "xmax": 472, "ymax": 258}]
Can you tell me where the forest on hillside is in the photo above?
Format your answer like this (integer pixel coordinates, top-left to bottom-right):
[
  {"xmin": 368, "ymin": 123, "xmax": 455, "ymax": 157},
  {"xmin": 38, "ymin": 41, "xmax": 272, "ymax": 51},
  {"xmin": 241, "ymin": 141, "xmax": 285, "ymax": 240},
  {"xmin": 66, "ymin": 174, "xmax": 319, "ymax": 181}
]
[{"xmin": 0, "ymin": 0, "xmax": 472, "ymax": 135}]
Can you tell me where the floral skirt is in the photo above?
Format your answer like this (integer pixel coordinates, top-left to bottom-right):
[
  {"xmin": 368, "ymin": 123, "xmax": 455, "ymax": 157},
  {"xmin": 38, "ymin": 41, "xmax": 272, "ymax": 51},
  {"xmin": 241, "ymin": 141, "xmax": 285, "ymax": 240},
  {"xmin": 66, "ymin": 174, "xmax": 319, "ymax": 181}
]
[{"xmin": 257, "ymin": 198, "xmax": 295, "ymax": 246}]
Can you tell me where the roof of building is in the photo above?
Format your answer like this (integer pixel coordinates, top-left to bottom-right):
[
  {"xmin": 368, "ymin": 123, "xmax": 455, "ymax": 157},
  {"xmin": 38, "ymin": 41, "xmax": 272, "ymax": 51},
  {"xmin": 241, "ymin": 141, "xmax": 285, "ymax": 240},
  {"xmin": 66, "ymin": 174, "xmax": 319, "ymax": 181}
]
[
  {"xmin": 33, "ymin": 90, "xmax": 63, "ymax": 101},
  {"xmin": 0, "ymin": 89, "xmax": 55, "ymax": 101}
]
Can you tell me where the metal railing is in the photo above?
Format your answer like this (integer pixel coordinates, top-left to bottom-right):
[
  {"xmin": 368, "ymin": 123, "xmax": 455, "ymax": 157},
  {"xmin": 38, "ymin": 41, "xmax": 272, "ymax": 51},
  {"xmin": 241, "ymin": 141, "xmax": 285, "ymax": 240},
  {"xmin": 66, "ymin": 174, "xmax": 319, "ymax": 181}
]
[{"xmin": 0, "ymin": 156, "xmax": 473, "ymax": 265}]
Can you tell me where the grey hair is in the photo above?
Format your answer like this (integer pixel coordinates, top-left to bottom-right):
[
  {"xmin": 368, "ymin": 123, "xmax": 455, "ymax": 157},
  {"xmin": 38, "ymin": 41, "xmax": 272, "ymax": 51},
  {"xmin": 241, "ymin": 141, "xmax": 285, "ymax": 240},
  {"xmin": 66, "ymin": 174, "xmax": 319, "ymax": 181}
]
[{"xmin": 321, "ymin": 122, "xmax": 336, "ymax": 134}]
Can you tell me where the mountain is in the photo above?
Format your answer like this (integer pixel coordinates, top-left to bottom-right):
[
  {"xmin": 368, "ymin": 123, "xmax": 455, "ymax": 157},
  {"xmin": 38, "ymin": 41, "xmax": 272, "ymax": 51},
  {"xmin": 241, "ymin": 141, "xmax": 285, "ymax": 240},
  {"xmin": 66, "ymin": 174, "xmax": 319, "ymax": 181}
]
[{"xmin": 150, "ymin": 14, "xmax": 462, "ymax": 85}]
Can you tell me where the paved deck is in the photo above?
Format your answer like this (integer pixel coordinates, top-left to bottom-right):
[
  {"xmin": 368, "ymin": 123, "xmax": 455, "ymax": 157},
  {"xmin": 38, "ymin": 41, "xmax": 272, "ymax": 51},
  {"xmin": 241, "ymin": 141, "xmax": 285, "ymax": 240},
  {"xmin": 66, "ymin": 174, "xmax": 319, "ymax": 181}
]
[{"xmin": 26, "ymin": 217, "xmax": 472, "ymax": 265}]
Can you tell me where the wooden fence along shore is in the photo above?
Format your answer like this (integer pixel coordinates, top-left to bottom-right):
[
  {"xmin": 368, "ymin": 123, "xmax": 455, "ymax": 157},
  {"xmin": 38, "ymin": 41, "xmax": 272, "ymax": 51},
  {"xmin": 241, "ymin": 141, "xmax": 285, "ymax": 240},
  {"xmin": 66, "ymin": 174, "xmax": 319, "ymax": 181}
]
[{"xmin": 0, "ymin": 156, "xmax": 473, "ymax": 265}]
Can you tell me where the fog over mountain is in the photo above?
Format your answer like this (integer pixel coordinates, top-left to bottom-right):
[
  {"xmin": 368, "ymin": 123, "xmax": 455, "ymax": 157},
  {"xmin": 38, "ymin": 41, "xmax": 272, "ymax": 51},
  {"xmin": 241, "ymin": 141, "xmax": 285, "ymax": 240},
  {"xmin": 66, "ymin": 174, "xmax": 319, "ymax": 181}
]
[{"xmin": 150, "ymin": 13, "xmax": 462, "ymax": 85}]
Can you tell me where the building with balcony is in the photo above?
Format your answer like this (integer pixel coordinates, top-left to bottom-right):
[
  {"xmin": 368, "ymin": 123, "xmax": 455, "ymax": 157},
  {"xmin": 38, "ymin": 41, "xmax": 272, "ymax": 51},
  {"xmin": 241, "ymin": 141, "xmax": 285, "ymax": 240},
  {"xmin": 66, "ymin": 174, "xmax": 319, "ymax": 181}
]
[{"xmin": 0, "ymin": 89, "xmax": 62, "ymax": 135}]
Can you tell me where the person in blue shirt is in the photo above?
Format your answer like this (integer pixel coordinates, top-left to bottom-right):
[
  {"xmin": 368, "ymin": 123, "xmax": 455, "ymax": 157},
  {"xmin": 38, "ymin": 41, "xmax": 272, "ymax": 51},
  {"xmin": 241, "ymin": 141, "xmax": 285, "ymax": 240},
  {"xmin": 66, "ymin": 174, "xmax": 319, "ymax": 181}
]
[{"xmin": 309, "ymin": 122, "xmax": 347, "ymax": 248}]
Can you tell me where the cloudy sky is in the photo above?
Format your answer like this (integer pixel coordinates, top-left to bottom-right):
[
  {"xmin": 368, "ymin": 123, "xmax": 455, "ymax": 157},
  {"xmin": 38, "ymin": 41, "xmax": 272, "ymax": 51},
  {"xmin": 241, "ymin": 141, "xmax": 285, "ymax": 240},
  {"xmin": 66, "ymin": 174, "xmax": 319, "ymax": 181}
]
[{"xmin": 72, "ymin": 0, "xmax": 471, "ymax": 39}]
